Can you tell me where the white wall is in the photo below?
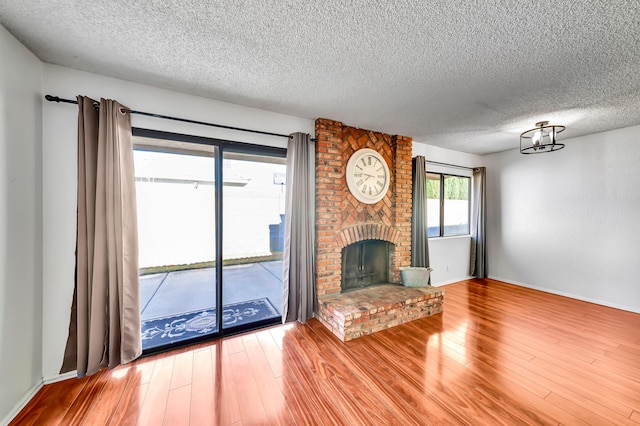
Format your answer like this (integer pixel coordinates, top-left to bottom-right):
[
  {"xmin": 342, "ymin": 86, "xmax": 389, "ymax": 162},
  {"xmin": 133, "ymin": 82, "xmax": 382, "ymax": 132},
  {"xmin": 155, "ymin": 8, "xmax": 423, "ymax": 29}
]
[
  {"xmin": 485, "ymin": 126, "xmax": 640, "ymax": 313},
  {"xmin": 0, "ymin": 26, "xmax": 43, "ymax": 423},
  {"xmin": 41, "ymin": 65, "xmax": 314, "ymax": 379},
  {"xmin": 412, "ymin": 143, "xmax": 484, "ymax": 285},
  {"xmin": 5, "ymin": 18, "xmax": 638, "ymax": 420},
  {"xmin": 31, "ymin": 40, "xmax": 640, "ymax": 396}
]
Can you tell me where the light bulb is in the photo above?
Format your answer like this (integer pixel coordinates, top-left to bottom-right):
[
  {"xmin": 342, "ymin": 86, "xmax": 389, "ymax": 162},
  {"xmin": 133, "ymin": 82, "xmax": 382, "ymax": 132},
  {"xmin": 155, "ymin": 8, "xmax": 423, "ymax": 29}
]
[{"xmin": 532, "ymin": 131, "xmax": 542, "ymax": 147}]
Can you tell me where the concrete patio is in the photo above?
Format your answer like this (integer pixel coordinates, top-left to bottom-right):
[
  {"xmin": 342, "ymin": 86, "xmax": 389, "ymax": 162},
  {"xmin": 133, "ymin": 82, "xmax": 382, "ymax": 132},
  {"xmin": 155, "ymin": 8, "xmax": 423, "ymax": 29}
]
[{"xmin": 139, "ymin": 260, "xmax": 284, "ymax": 322}]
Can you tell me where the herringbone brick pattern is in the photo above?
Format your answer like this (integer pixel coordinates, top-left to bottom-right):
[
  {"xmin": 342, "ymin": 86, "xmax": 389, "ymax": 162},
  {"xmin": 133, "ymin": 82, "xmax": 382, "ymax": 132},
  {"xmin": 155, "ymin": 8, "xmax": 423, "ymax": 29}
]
[{"xmin": 315, "ymin": 118, "xmax": 413, "ymax": 296}]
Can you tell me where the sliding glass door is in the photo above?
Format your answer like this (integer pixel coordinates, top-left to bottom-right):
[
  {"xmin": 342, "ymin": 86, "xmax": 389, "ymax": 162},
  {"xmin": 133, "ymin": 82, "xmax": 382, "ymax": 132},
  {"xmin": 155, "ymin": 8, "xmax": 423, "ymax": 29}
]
[
  {"xmin": 134, "ymin": 141, "xmax": 219, "ymax": 351},
  {"xmin": 221, "ymin": 150, "xmax": 286, "ymax": 332},
  {"xmin": 132, "ymin": 130, "xmax": 285, "ymax": 352}
]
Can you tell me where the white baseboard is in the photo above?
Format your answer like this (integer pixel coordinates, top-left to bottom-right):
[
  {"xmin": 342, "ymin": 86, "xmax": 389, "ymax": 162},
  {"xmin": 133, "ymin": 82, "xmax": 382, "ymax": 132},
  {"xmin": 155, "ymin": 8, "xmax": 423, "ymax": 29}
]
[
  {"xmin": 489, "ymin": 275, "xmax": 640, "ymax": 314},
  {"xmin": 431, "ymin": 276, "xmax": 474, "ymax": 287},
  {"xmin": 43, "ymin": 370, "xmax": 77, "ymax": 385},
  {"xmin": 1, "ymin": 371, "xmax": 78, "ymax": 426},
  {"xmin": 1, "ymin": 380, "xmax": 43, "ymax": 426}
]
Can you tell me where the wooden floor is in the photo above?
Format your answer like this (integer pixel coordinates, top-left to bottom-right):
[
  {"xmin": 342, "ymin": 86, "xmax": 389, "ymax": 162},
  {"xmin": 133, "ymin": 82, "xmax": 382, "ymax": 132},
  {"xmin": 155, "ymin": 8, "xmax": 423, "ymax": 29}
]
[{"xmin": 11, "ymin": 279, "xmax": 640, "ymax": 425}]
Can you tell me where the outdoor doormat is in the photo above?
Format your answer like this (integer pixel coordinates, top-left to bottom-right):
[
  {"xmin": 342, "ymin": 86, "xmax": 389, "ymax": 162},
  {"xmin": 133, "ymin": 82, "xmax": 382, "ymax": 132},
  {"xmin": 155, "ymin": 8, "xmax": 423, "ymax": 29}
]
[{"xmin": 141, "ymin": 298, "xmax": 279, "ymax": 349}]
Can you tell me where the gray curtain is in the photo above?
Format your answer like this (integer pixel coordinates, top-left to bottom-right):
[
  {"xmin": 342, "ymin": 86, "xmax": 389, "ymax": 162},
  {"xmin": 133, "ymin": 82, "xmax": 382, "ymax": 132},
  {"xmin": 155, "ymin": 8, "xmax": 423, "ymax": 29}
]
[
  {"xmin": 411, "ymin": 156, "xmax": 430, "ymax": 267},
  {"xmin": 282, "ymin": 132, "xmax": 315, "ymax": 323},
  {"xmin": 61, "ymin": 96, "xmax": 142, "ymax": 376},
  {"xmin": 469, "ymin": 167, "xmax": 487, "ymax": 278}
]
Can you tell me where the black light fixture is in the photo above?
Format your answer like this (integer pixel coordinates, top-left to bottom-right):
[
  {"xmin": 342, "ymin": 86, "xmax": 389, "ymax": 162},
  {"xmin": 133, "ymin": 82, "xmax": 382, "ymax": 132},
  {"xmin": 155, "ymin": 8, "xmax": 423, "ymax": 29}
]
[{"xmin": 520, "ymin": 121, "xmax": 565, "ymax": 154}]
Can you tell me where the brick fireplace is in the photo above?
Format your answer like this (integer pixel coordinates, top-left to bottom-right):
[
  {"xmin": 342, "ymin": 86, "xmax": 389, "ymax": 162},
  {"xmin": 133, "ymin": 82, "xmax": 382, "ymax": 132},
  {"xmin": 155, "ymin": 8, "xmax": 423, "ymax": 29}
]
[
  {"xmin": 315, "ymin": 118, "xmax": 412, "ymax": 294},
  {"xmin": 314, "ymin": 118, "xmax": 444, "ymax": 341}
]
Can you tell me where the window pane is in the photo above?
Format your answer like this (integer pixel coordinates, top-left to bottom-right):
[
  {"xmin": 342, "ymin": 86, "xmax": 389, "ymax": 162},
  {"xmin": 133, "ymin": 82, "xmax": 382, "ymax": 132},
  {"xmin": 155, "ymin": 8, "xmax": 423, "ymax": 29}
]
[
  {"xmin": 426, "ymin": 173, "xmax": 441, "ymax": 237},
  {"xmin": 443, "ymin": 175, "xmax": 470, "ymax": 236},
  {"xmin": 222, "ymin": 151, "xmax": 286, "ymax": 330},
  {"xmin": 134, "ymin": 145, "xmax": 219, "ymax": 350}
]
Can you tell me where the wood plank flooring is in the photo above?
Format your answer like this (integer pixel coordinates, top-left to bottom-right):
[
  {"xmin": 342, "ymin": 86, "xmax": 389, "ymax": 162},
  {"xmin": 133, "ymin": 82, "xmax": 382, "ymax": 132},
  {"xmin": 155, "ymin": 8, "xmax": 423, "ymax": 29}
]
[{"xmin": 11, "ymin": 279, "xmax": 640, "ymax": 425}]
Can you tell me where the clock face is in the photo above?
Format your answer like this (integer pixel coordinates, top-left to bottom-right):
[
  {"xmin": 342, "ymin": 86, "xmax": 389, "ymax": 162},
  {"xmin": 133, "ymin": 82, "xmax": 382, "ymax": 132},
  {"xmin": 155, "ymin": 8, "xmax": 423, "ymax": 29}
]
[{"xmin": 346, "ymin": 148, "xmax": 390, "ymax": 204}]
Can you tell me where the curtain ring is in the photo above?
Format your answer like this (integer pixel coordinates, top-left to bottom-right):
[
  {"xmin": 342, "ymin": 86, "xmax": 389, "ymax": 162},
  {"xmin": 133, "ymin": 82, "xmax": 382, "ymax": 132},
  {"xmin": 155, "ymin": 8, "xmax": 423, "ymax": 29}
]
[{"xmin": 119, "ymin": 107, "xmax": 128, "ymax": 115}]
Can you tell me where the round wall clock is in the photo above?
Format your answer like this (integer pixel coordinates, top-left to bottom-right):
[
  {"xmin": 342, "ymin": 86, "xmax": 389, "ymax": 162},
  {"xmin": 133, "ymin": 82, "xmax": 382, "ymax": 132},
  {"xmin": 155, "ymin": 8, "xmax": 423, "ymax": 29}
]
[{"xmin": 345, "ymin": 148, "xmax": 391, "ymax": 204}]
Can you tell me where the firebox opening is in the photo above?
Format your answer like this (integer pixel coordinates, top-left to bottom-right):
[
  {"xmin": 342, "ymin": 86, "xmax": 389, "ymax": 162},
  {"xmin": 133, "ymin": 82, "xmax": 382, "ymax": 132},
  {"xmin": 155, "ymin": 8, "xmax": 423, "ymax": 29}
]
[{"xmin": 341, "ymin": 240, "xmax": 391, "ymax": 292}]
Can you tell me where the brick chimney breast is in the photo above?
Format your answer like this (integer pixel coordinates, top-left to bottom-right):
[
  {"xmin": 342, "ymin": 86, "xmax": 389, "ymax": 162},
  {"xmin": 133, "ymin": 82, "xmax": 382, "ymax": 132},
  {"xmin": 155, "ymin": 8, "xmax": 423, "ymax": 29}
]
[{"xmin": 314, "ymin": 118, "xmax": 413, "ymax": 296}]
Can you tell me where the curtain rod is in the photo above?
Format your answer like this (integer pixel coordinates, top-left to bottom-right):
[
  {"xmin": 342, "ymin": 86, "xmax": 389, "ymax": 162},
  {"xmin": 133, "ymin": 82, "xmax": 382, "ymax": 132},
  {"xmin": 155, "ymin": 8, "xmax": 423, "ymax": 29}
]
[
  {"xmin": 424, "ymin": 159, "xmax": 476, "ymax": 171},
  {"xmin": 45, "ymin": 95, "xmax": 293, "ymax": 139}
]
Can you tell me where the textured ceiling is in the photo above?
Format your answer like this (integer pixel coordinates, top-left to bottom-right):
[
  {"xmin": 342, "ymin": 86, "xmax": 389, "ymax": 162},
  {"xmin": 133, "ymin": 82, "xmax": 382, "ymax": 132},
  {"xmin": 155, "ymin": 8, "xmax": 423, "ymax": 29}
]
[{"xmin": 2, "ymin": 0, "xmax": 640, "ymax": 154}]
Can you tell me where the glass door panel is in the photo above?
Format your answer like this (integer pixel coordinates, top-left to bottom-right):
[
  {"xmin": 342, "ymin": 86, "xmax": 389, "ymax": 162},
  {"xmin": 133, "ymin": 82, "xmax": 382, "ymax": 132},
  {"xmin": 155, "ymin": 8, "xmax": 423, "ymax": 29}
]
[
  {"xmin": 221, "ymin": 151, "xmax": 285, "ymax": 331},
  {"xmin": 134, "ymin": 142, "xmax": 218, "ymax": 351}
]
